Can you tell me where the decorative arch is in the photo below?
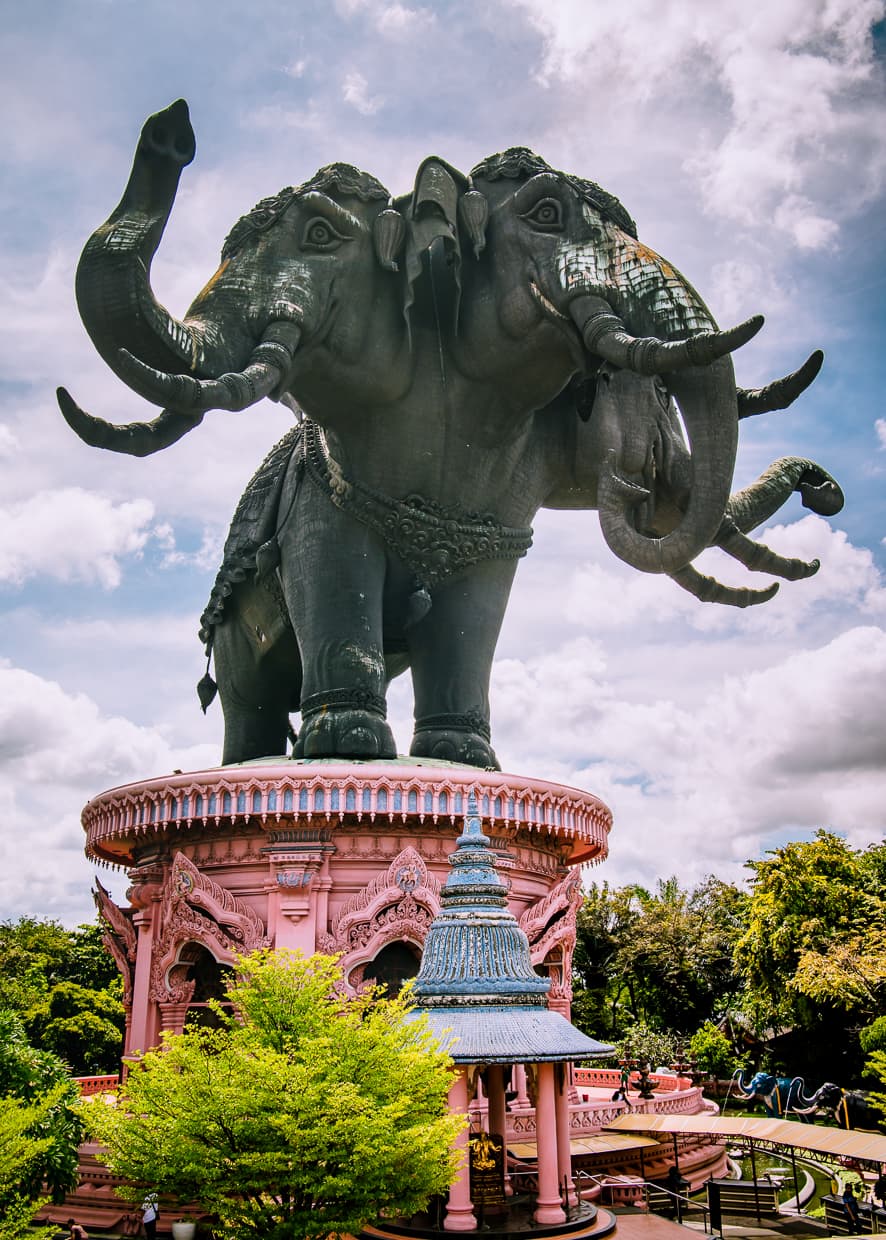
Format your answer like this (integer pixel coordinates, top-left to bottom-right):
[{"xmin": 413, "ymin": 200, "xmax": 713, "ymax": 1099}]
[
  {"xmin": 149, "ymin": 852, "xmax": 268, "ymax": 1003},
  {"xmin": 317, "ymin": 846, "xmax": 441, "ymax": 990},
  {"xmin": 520, "ymin": 870, "xmax": 583, "ymax": 1002},
  {"xmin": 93, "ymin": 879, "xmax": 137, "ymax": 1005}
]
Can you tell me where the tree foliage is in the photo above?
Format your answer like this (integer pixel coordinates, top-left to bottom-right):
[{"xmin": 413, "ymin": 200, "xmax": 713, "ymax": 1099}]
[
  {"xmin": 614, "ymin": 1020, "xmax": 679, "ymax": 1070},
  {"xmin": 0, "ymin": 1011, "xmax": 83, "ymax": 1204},
  {"xmin": 0, "ymin": 1090, "xmax": 60, "ymax": 1240},
  {"xmin": 0, "ymin": 917, "xmax": 124, "ymax": 1075},
  {"xmin": 83, "ymin": 951, "xmax": 463, "ymax": 1240},
  {"xmin": 686, "ymin": 1021, "xmax": 743, "ymax": 1078},
  {"xmin": 572, "ymin": 876, "xmax": 743, "ymax": 1040},
  {"xmin": 734, "ymin": 833, "xmax": 886, "ymax": 1024}
]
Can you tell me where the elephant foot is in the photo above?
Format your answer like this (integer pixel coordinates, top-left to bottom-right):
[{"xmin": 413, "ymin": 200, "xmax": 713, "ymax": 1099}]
[
  {"xmin": 410, "ymin": 714, "xmax": 500, "ymax": 770},
  {"xmin": 294, "ymin": 704, "xmax": 396, "ymax": 761}
]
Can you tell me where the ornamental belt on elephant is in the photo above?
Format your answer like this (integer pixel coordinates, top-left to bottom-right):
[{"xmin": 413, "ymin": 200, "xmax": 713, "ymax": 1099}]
[
  {"xmin": 195, "ymin": 418, "xmax": 533, "ymax": 708},
  {"xmin": 300, "ymin": 419, "xmax": 533, "ymax": 593}
]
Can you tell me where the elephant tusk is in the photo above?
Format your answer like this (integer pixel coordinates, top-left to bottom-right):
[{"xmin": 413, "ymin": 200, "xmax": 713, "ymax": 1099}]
[
  {"xmin": 604, "ymin": 451, "xmax": 651, "ymax": 504},
  {"xmin": 570, "ymin": 295, "xmax": 763, "ymax": 375},
  {"xmin": 669, "ymin": 563, "xmax": 779, "ymax": 607},
  {"xmin": 57, "ymin": 387, "xmax": 205, "ymax": 456},
  {"xmin": 116, "ymin": 319, "xmax": 303, "ymax": 412},
  {"xmin": 737, "ymin": 350, "xmax": 823, "ymax": 418},
  {"xmin": 716, "ymin": 516, "xmax": 820, "ymax": 581}
]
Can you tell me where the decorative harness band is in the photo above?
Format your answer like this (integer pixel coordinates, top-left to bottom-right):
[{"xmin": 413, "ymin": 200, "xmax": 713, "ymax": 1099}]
[{"xmin": 301, "ymin": 420, "xmax": 533, "ymax": 590}]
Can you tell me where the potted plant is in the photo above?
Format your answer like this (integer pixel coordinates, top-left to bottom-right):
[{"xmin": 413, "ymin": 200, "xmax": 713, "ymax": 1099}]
[{"xmin": 171, "ymin": 1218, "xmax": 197, "ymax": 1240}]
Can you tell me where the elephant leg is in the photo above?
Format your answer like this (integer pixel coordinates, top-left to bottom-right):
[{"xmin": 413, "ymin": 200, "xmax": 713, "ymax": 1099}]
[
  {"xmin": 213, "ymin": 610, "xmax": 301, "ymax": 764},
  {"xmin": 407, "ymin": 559, "xmax": 518, "ymax": 770},
  {"xmin": 279, "ymin": 486, "xmax": 397, "ymax": 760}
]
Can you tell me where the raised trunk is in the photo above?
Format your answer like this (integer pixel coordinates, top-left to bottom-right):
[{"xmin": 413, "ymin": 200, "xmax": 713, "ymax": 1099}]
[
  {"xmin": 726, "ymin": 457, "xmax": 844, "ymax": 532},
  {"xmin": 74, "ymin": 99, "xmax": 229, "ymax": 384}
]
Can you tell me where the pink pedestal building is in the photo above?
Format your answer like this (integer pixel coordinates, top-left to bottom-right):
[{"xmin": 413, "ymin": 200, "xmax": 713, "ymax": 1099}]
[{"xmin": 87, "ymin": 757, "xmax": 611, "ymax": 1059}]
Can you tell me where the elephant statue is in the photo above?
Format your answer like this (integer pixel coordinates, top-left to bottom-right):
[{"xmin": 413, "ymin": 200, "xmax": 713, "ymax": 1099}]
[
  {"xmin": 729, "ymin": 1069, "xmax": 806, "ymax": 1118},
  {"xmin": 57, "ymin": 100, "xmax": 844, "ymax": 768},
  {"xmin": 793, "ymin": 1082, "xmax": 882, "ymax": 1130}
]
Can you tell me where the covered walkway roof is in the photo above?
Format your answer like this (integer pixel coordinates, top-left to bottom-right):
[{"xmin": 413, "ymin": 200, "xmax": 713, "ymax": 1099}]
[{"xmin": 605, "ymin": 1113, "xmax": 886, "ymax": 1169}]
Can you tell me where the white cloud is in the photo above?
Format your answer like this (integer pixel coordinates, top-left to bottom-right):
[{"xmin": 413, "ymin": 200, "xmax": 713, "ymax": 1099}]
[
  {"xmin": 0, "ymin": 488, "xmax": 156, "ymax": 589},
  {"xmin": 342, "ymin": 71, "xmax": 384, "ymax": 115},
  {"xmin": 510, "ymin": 0, "xmax": 886, "ymax": 249},
  {"xmin": 489, "ymin": 624, "xmax": 886, "ymax": 889},
  {"xmin": 0, "ymin": 426, "xmax": 18, "ymax": 458},
  {"xmin": 876, "ymin": 418, "xmax": 886, "ymax": 449},
  {"xmin": 376, "ymin": 4, "xmax": 436, "ymax": 36},
  {"xmin": 0, "ymin": 665, "xmax": 218, "ymax": 924}
]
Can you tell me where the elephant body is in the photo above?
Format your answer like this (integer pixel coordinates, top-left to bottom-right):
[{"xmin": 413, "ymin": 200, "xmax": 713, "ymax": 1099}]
[
  {"xmin": 58, "ymin": 101, "xmax": 844, "ymax": 767},
  {"xmin": 731, "ymin": 1069, "xmax": 806, "ymax": 1118},
  {"xmin": 795, "ymin": 1082, "xmax": 881, "ymax": 1131}
]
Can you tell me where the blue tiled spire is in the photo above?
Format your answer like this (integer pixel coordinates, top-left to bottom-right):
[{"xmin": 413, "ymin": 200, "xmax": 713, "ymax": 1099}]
[{"xmin": 413, "ymin": 791, "xmax": 551, "ymax": 1006}]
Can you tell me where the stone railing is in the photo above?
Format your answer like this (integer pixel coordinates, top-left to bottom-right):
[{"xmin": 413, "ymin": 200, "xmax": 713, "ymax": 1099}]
[
  {"xmin": 574, "ymin": 1066, "xmax": 688, "ymax": 1092},
  {"xmin": 74, "ymin": 1074, "xmax": 120, "ymax": 1096},
  {"xmin": 503, "ymin": 1069, "xmax": 708, "ymax": 1142}
]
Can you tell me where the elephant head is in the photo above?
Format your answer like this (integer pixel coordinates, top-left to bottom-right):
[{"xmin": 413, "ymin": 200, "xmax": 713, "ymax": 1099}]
[
  {"xmin": 58, "ymin": 99, "xmax": 412, "ymax": 455},
  {"xmin": 466, "ymin": 149, "xmax": 772, "ymax": 577}
]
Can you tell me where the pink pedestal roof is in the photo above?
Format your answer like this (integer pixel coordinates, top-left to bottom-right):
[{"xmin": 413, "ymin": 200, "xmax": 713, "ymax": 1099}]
[{"xmin": 82, "ymin": 756, "xmax": 611, "ymax": 868}]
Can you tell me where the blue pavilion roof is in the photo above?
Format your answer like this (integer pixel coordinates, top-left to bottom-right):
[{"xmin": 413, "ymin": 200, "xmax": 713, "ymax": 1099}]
[{"xmin": 408, "ymin": 794, "xmax": 613, "ymax": 1063}]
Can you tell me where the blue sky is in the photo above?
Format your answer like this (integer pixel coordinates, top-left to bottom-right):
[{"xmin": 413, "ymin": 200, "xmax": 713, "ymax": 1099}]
[{"xmin": 1, "ymin": 0, "xmax": 884, "ymax": 924}]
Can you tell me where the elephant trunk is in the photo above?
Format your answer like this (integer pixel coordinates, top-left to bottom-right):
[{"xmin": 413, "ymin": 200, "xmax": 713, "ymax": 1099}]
[
  {"xmin": 726, "ymin": 457, "xmax": 844, "ymax": 533},
  {"xmin": 74, "ymin": 99, "xmax": 229, "ymax": 384},
  {"xmin": 596, "ymin": 357, "xmax": 740, "ymax": 574}
]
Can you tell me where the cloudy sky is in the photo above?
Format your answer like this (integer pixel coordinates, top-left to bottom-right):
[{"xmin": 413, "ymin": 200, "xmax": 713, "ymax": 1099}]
[{"xmin": 1, "ymin": 0, "xmax": 884, "ymax": 925}]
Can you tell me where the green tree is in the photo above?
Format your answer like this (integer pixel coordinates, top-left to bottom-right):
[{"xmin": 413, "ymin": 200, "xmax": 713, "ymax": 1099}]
[
  {"xmin": 734, "ymin": 832, "xmax": 886, "ymax": 1078},
  {"xmin": 571, "ymin": 882, "xmax": 638, "ymax": 1038},
  {"xmin": 615, "ymin": 1020, "xmax": 679, "ymax": 1070},
  {"xmin": 686, "ymin": 1021, "xmax": 742, "ymax": 1078},
  {"xmin": 26, "ymin": 981, "xmax": 124, "ymax": 1076},
  {"xmin": 0, "ymin": 1011, "xmax": 82, "ymax": 1203},
  {"xmin": 0, "ymin": 917, "xmax": 124, "ymax": 1074},
  {"xmin": 83, "ymin": 951, "xmax": 463, "ymax": 1240},
  {"xmin": 0, "ymin": 1091, "xmax": 60, "ymax": 1240},
  {"xmin": 865, "ymin": 1050, "xmax": 886, "ymax": 1123},
  {"xmin": 572, "ymin": 876, "xmax": 744, "ymax": 1040}
]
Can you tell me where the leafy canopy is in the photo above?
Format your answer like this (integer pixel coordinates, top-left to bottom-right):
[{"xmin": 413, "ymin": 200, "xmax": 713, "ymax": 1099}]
[
  {"xmin": 0, "ymin": 1010, "xmax": 83, "ymax": 1205},
  {"xmin": 735, "ymin": 832, "xmax": 886, "ymax": 1029},
  {"xmin": 83, "ymin": 950, "xmax": 463, "ymax": 1240},
  {"xmin": 0, "ymin": 1089, "xmax": 64, "ymax": 1240},
  {"xmin": 0, "ymin": 917, "xmax": 124, "ymax": 1075}
]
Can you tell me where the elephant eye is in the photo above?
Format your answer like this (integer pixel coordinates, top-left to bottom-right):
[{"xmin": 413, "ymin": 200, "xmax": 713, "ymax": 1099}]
[
  {"xmin": 301, "ymin": 216, "xmax": 348, "ymax": 251},
  {"xmin": 521, "ymin": 197, "xmax": 564, "ymax": 232}
]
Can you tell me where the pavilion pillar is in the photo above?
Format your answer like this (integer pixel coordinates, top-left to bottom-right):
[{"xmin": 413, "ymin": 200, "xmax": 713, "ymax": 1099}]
[
  {"xmin": 555, "ymin": 1062, "xmax": 577, "ymax": 1207},
  {"xmin": 534, "ymin": 1061, "xmax": 566, "ymax": 1224},
  {"xmin": 486, "ymin": 1065, "xmax": 512, "ymax": 1198},
  {"xmin": 511, "ymin": 1062, "xmax": 531, "ymax": 1111},
  {"xmin": 444, "ymin": 1067, "xmax": 477, "ymax": 1232}
]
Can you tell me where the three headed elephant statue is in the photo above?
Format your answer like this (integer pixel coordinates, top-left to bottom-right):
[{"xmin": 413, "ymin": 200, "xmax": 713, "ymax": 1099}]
[{"xmin": 58, "ymin": 100, "xmax": 844, "ymax": 768}]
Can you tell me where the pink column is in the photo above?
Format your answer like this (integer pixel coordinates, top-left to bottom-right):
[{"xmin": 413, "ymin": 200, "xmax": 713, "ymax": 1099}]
[
  {"xmin": 125, "ymin": 908, "xmax": 156, "ymax": 1057},
  {"xmin": 445, "ymin": 1068, "xmax": 477, "ymax": 1232},
  {"xmin": 555, "ymin": 1063, "xmax": 577, "ymax": 1208},
  {"xmin": 486, "ymin": 1065, "xmax": 512, "ymax": 1199},
  {"xmin": 534, "ymin": 1062, "xmax": 566, "ymax": 1225},
  {"xmin": 511, "ymin": 1062, "xmax": 531, "ymax": 1111}
]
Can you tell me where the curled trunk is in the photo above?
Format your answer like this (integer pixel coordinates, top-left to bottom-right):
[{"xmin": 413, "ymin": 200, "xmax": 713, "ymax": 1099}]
[{"xmin": 596, "ymin": 357, "xmax": 740, "ymax": 574}]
